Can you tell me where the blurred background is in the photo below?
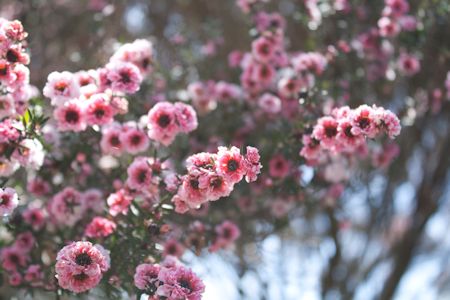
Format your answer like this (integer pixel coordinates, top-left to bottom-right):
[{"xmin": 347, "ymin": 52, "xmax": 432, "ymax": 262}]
[{"xmin": 1, "ymin": 0, "xmax": 450, "ymax": 299}]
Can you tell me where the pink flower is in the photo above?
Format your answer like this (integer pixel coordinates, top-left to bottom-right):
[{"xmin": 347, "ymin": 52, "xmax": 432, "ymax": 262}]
[
  {"xmin": 104, "ymin": 61, "xmax": 142, "ymax": 94},
  {"xmin": 107, "ymin": 189, "xmax": 133, "ymax": 216},
  {"xmin": 147, "ymin": 102, "xmax": 179, "ymax": 146},
  {"xmin": 174, "ymin": 102, "xmax": 198, "ymax": 133},
  {"xmin": 0, "ymin": 187, "xmax": 18, "ymax": 215},
  {"xmin": 27, "ymin": 177, "xmax": 50, "ymax": 196},
  {"xmin": 100, "ymin": 123, "xmax": 124, "ymax": 155},
  {"xmin": 277, "ymin": 76, "xmax": 303, "ymax": 98},
  {"xmin": 215, "ymin": 146, "xmax": 246, "ymax": 183},
  {"xmin": 214, "ymin": 81, "xmax": 242, "ymax": 103},
  {"xmin": 397, "ymin": 53, "xmax": 420, "ymax": 76},
  {"xmin": 121, "ymin": 126, "xmax": 150, "ymax": 154},
  {"xmin": 205, "ymin": 173, "xmax": 234, "ymax": 201},
  {"xmin": 23, "ymin": 207, "xmax": 46, "ymax": 230},
  {"xmin": 268, "ymin": 154, "xmax": 291, "ymax": 179},
  {"xmin": 3, "ymin": 20, "xmax": 28, "ymax": 41},
  {"xmin": 299, "ymin": 134, "xmax": 322, "ymax": 161},
  {"xmin": 48, "ymin": 187, "xmax": 86, "ymax": 226},
  {"xmin": 134, "ymin": 263, "xmax": 161, "ymax": 292},
  {"xmin": 376, "ymin": 107, "xmax": 401, "ymax": 138},
  {"xmin": 55, "ymin": 241, "xmax": 110, "ymax": 293},
  {"xmin": 24, "ymin": 264, "xmax": 44, "ymax": 286},
  {"xmin": 177, "ymin": 173, "xmax": 209, "ymax": 208},
  {"xmin": 163, "ymin": 239, "xmax": 185, "ymax": 258},
  {"xmin": 85, "ymin": 217, "xmax": 116, "ymax": 238},
  {"xmin": 252, "ymin": 36, "xmax": 276, "ymax": 63},
  {"xmin": 43, "ymin": 71, "xmax": 80, "ymax": 106},
  {"xmin": 110, "ymin": 39, "xmax": 154, "ymax": 75},
  {"xmin": 336, "ymin": 119, "xmax": 365, "ymax": 150},
  {"xmin": 258, "ymin": 93, "xmax": 282, "ymax": 114},
  {"xmin": 351, "ymin": 105, "xmax": 379, "ymax": 138},
  {"xmin": 127, "ymin": 157, "xmax": 154, "ymax": 190},
  {"xmin": 312, "ymin": 116, "xmax": 339, "ymax": 149},
  {"xmin": 243, "ymin": 146, "xmax": 262, "ymax": 183},
  {"xmin": 83, "ymin": 189, "xmax": 105, "ymax": 213},
  {"xmin": 14, "ymin": 231, "xmax": 35, "ymax": 252},
  {"xmin": 383, "ymin": 0, "xmax": 409, "ymax": 17},
  {"xmin": 85, "ymin": 93, "xmax": 115, "ymax": 126},
  {"xmin": 54, "ymin": 100, "xmax": 87, "ymax": 132},
  {"xmin": 157, "ymin": 264, "xmax": 205, "ymax": 300},
  {"xmin": 210, "ymin": 220, "xmax": 241, "ymax": 252},
  {"xmin": 9, "ymin": 272, "xmax": 22, "ymax": 286},
  {"xmin": 1, "ymin": 246, "xmax": 29, "ymax": 271},
  {"xmin": 378, "ymin": 17, "xmax": 400, "ymax": 37}
]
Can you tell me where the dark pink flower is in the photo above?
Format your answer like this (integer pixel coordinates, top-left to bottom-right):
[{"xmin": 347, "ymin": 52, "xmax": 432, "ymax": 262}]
[
  {"xmin": 55, "ymin": 241, "xmax": 110, "ymax": 293},
  {"xmin": 85, "ymin": 217, "xmax": 116, "ymax": 238}
]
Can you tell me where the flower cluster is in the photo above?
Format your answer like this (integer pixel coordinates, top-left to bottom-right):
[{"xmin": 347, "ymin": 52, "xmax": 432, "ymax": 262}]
[
  {"xmin": 55, "ymin": 241, "xmax": 110, "ymax": 293},
  {"xmin": 48, "ymin": 187, "xmax": 104, "ymax": 227},
  {"xmin": 172, "ymin": 146, "xmax": 262, "ymax": 213},
  {"xmin": 0, "ymin": 18, "xmax": 34, "ymax": 117},
  {"xmin": 300, "ymin": 105, "xmax": 401, "ymax": 162},
  {"xmin": 0, "ymin": 231, "xmax": 42, "ymax": 287},
  {"xmin": 44, "ymin": 40, "xmax": 153, "ymax": 131},
  {"xmin": 147, "ymin": 101, "xmax": 198, "ymax": 146},
  {"xmin": 100, "ymin": 121, "xmax": 149, "ymax": 155},
  {"xmin": 134, "ymin": 256, "xmax": 205, "ymax": 300},
  {"xmin": 0, "ymin": 19, "xmax": 44, "ymax": 176}
]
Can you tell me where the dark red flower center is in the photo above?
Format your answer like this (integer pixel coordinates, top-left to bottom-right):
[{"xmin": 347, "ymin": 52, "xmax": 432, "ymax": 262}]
[
  {"xmin": 65, "ymin": 109, "xmax": 80, "ymax": 123},
  {"xmin": 94, "ymin": 108, "xmax": 105, "ymax": 119},
  {"xmin": 6, "ymin": 49, "xmax": 19, "ymax": 63},
  {"xmin": 120, "ymin": 71, "xmax": 131, "ymax": 83},
  {"xmin": 222, "ymin": 228, "xmax": 232, "ymax": 239},
  {"xmin": 344, "ymin": 125, "xmax": 354, "ymax": 138},
  {"xmin": 75, "ymin": 253, "xmax": 92, "ymax": 266},
  {"xmin": 110, "ymin": 135, "xmax": 120, "ymax": 146},
  {"xmin": 227, "ymin": 159, "xmax": 239, "ymax": 171},
  {"xmin": 179, "ymin": 278, "xmax": 192, "ymax": 291},
  {"xmin": 1, "ymin": 194, "xmax": 10, "ymax": 205},
  {"xmin": 137, "ymin": 169, "xmax": 148, "ymax": 183},
  {"xmin": 211, "ymin": 177, "xmax": 223, "ymax": 189},
  {"xmin": 324, "ymin": 125, "xmax": 337, "ymax": 138},
  {"xmin": 190, "ymin": 179, "xmax": 200, "ymax": 190},
  {"xmin": 130, "ymin": 134, "xmax": 142, "ymax": 145},
  {"xmin": 157, "ymin": 114, "xmax": 171, "ymax": 128},
  {"xmin": 358, "ymin": 117, "xmax": 370, "ymax": 129}
]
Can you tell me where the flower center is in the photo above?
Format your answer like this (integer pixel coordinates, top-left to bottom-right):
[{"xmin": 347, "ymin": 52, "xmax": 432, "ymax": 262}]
[
  {"xmin": 120, "ymin": 71, "xmax": 131, "ymax": 83},
  {"xmin": 110, "ymin": 135, "xmax": 120, "ymax": 146},
  {"xmin": 1, "ymin": 194, "xmax": 10, "ymax": 205},
  {"xmin": 130, "ymin": 134, "xmax": 142, "ymax": 145},
  {"xmin": 6, "ymin": 49, "xmax": 19, "ymax": 63},
  {"xmin": 75, "ymin": 253, "xmax": 92, "ymax": 266},
  {"xmin": 189, "ymin": 179, "xmax": 199, "ymax": 190},
  {"xmin": 65, "ymin": 109, "xmax": 79, "ymax": 123},
  {"xmin": 179, "ymin": 278, "xmax": 192, "ymax": 291},
  {"xmin": 157, "ymin": 114, "xmax": 171, "ymax": 128},
  {"xmin": 137, "ymin": 169, "xmax": 148, "ymax": 183},
  {"xmin": 358, "ymin": 117, "xmax": 370, "ymax": 129},
  {"xmin": 324, "ymin": 126, "xmax": 337, "ymax": 138},
  {"xmin": 227, "ymin": 159, "xmax": 239, "ymax": 171},
  {"xmin": 344, "ymin": 125, "xmax": 354, "ymax": 138},
  {"xmin": 55, "ymin": 81, "xmax": 68, "ymax": 92},
  {"xmin": 94, "ymin": 108, "xmax": 105, "ymax": 119}
]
